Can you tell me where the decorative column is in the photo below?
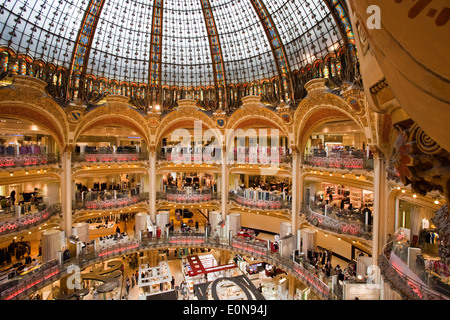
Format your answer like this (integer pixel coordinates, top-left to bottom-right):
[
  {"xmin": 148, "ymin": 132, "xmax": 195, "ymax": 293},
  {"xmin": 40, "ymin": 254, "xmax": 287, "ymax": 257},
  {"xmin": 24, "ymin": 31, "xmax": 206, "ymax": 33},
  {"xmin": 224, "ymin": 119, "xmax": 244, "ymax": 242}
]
[
  {"xmin": 61, "ymin": 147, "xmax": 73, "ymax": 237},
  {"xmin": 149, "ymin": 146, "xmax": 157, "ymax": 222},
  {"xmin": 372, "ymin": 150, "xmax": 389, "ymax": 267},
  {"xmin": 221, "ymin": 143, "xmax": 228, "ymax": 221},
  {"xmin": 291, "ymin": 147, "xmax": 301, "ymax": 232}
]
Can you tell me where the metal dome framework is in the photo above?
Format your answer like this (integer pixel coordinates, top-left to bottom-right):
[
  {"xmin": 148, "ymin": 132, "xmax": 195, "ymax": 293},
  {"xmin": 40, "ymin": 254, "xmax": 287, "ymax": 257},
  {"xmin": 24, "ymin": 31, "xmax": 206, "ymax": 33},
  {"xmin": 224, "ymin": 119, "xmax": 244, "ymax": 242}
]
[{"xmin": 0, "ymin": 0, "xmax": 357, "ymax": 113}]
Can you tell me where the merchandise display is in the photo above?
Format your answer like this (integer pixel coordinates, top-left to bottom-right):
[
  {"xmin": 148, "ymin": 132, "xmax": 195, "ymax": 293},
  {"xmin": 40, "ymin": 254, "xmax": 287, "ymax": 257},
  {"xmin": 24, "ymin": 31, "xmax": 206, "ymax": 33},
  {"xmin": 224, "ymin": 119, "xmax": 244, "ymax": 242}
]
[{"xmin": 138, "ymin": 261, "xmax": 172, "ymax": 299}]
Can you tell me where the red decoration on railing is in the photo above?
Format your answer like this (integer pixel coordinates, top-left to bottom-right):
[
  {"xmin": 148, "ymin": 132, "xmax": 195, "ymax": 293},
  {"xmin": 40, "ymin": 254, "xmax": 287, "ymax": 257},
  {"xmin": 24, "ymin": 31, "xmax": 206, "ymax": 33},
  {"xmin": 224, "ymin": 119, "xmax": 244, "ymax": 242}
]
[{"xmin": 0, "ymin": 154, "xmax": 53, "ymax": 168}]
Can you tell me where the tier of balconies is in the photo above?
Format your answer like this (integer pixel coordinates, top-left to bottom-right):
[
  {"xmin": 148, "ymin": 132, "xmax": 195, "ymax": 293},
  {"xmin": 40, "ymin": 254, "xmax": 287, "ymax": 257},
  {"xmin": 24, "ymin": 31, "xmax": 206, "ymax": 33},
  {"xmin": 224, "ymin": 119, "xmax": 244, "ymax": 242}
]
[{"xmin": 0, "ymin": 235, "xmax": 334, "ymax": 301}]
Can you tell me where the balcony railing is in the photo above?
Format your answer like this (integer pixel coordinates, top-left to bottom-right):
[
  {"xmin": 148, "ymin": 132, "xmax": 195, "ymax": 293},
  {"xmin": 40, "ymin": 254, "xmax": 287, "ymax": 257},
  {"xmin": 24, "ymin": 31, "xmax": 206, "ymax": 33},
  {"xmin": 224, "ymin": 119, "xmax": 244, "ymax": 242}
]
[
  {"xmin": 157, "ymin": 187, "xmax": 218, "ymax": 204},
  {"xmin": 0, "ymin": 204, "xmax": 61, "ymax": 237},
  {"xmin": 73, "ymin": 152, "xmax": 148, "ymax": 163},
  {"xmin": 73, "ymin": 192, "xmax": 149, "ymax": 210},
  {"xmin": 0, "ymin": 259, "xmax": 61, "ymax": 301},
  {"xmin": 0, "ymin": 235, "xmax": 333, "ymax": 300},
  {"xmin": 303, "ymin": 204, "xmax": 372, "ymax": 239},
  {"xmin": 303, "ymin": 156, "xmax": 374, "ymax": 170},
  {"xmin": 229, "ymin": 189, "xmax": 292, "ymax": 211},
  {"xmin": 0, "ymin": 153, "xmax": 59, "ymax": 168},
  {"xmin": 157, "ymin": 148, "xmax": 292, "ymax": 165},
  {"xmin": 378, "ymin": 238, "xmax": 448, "ymax": 300}
]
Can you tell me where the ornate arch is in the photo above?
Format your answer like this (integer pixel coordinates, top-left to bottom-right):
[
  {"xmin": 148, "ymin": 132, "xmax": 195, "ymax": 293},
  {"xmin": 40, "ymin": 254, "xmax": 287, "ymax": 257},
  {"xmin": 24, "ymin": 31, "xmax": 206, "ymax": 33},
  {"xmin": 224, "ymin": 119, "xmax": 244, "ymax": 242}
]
[
  {"xmin": 154, "ymin": 104, "xmax": 221, "ymax": 147},
  {"xmin": 0, "ymin": 76, "xmax": 68, "ymax": 149},
  {"xmin": 293, "ymin": 79, "xmax": 372, "ymax": 150},
  {"xmin": 73, "ymin": 98, "xmax": 150, "ymax": 145},
  {"xmin": 296, "ymin": 106, "xmax": 358, "ymax": 151},
  {"xmin": 226, "ymin": 97, "xmax": 290, "ymax": 145}
]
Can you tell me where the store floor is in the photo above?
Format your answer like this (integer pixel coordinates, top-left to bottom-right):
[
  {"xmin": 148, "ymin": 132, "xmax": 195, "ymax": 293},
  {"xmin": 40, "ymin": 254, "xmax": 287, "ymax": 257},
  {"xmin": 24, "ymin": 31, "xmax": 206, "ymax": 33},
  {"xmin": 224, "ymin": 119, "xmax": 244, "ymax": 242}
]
[
  {"xmin": 115, "ymin": 250, "xmax": 289, "ymax": 301},
  {"xmin": 1, "ymin": 211, "xmax": 347, "ymax": 300}
]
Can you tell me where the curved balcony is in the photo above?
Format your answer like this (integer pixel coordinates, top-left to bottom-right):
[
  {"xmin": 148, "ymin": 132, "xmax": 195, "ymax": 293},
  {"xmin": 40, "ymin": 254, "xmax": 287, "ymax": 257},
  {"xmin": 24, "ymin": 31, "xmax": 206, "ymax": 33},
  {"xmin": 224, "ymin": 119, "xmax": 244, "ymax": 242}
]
[
  {"xmin": 302, "ymin": 204, "xmax": 372, "ymax": 240},
  {"xmin": 0, "ymin": 204, "xmax": 61, "ymax": 237},
  {"xmin": 229, "ymin": 189, "xmax": 292, "ymax": 212},
  {"xmin": 157, "ymin": 147, "xmax": 292, "ymax": 166},
  {"xmin": 157, "ymin": 149, "xmax": 220, "ymax": 163},
  {"xmin": 378, "ymin": 236, "xmax": 448, "ymax": 300},
  {"xmin": 0, "ymin": 235, "xmax": 333, "ymax": 301},
  {"xmin": 0, "ymin": 153, "xmax": 59, "ymax": 169},
  {"xmin": 73, "ymin": 151, "xmax": 148, "ymax": 163},
  {"xmin": 73, "ymin": 192, "xmax": 149, "ymax": 211},
  {"xmin": 0, "ymin": 259, "xmax": 61, "ymax": 301},
  {"xmin": 303, "ymin": 156, "xmax": 374, "ymax": 171},
  {"xmin": 157, "ymin": 187, "xmax": 219, "ymax": 204}
]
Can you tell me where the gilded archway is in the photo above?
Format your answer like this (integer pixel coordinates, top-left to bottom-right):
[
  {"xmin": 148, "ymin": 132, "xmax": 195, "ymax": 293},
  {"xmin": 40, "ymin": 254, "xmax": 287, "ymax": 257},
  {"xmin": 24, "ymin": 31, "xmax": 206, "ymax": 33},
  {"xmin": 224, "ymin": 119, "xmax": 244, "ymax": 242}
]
[
  {"xmin": 154, "ymin": 102, "xmax": 221, "ymax": 147},
  {"xmin": 73, "ymin": 96, "xmax": 150, "ymax": 146},
  {"xmin": 0, "ymin": 75, "xmax": 67, "ymax": 149}
]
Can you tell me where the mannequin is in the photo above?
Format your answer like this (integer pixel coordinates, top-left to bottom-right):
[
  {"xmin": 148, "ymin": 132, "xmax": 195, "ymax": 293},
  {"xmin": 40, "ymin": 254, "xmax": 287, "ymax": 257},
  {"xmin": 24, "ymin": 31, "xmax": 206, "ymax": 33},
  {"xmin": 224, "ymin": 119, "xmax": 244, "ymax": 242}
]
[{"xmin": 421, "ymin": 218, "xmax": 430, "ymax": 229}]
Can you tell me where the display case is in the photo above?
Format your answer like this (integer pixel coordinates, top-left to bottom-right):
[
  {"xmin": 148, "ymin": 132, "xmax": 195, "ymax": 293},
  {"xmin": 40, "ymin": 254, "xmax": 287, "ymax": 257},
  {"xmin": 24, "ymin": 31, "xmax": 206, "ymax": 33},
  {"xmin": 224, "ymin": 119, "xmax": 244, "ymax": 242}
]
[{"xmin": 138, "ymin": 261, "xmax": 172, "ymax": 300}]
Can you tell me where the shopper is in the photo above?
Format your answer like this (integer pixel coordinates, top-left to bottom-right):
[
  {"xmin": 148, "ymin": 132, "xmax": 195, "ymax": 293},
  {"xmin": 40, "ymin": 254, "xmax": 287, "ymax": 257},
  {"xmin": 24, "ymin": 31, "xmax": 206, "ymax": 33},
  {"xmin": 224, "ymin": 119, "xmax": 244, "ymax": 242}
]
[
  {"xmin": 131, "ymin": 274, "xmax": 136, "ymax": 288},
  {"xmin": 18, "ymin": 193, "xmax": 25, "ymax": 205},
  {"xmin": 125, "ymin": 276, "xmax": 130, "ymax": 295},
  {"xmin": 171, "ymin": 276, "xmax": 175, "ymax": 289},
  {"xmin": 10, "ymin": 189, "xmax": 15, "ymax": 205}
]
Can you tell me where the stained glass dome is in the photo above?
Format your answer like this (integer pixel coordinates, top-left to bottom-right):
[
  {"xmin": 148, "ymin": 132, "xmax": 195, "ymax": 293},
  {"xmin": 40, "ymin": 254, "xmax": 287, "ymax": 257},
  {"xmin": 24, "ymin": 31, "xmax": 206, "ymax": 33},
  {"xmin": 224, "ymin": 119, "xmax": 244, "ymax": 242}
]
[{"xmin": 0, "ymin": 0, "xmax": 356, "ymax": 110}]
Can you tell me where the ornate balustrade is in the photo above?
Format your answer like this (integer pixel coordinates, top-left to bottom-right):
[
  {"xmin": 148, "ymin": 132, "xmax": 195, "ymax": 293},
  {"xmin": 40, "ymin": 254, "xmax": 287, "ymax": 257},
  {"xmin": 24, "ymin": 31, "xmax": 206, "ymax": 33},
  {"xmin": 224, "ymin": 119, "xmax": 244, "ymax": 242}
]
[
  {"xmin": 0, "ymin": 259, "xmax": 61, "ymax": 301},
  {"xmin": 229, "ymin": 191, "xmax": 291, "ymax": 211},
  {"xmin": 303, "ymin": 156, "xmax": 374, "ymax": 170},
  {"xmin": 0, "ymin": 204, "xmax": 61, "ymax": 237},
  {"xmin": 302, "ymin": 204, "xmax": 372, "ymax": 239},
  {"xmin": 0, "ymin": 153, "xmax": 59, "ymax": 168},
  {"xmin": 378, "ymin": 239, "xmax": 448, "ymax": 300},
  {"xmin": 157, "ymin": 189, "xmax": 218, "ymax": 204},
  {"xmin": 73, "ymin": 152, "xmax": 148, "ymax": 163},
  {"xmin": 73, "ymin": 193, "xmax": 148, "ymax": 211}
]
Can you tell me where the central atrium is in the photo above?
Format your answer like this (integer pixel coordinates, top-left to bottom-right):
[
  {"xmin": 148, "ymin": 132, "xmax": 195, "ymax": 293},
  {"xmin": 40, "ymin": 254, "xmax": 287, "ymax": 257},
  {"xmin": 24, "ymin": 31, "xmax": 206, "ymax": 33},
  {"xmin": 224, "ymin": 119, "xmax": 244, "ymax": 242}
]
[{"xmin": 0, "ymin": 0, "xmax": 448, "ymax": 303}]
